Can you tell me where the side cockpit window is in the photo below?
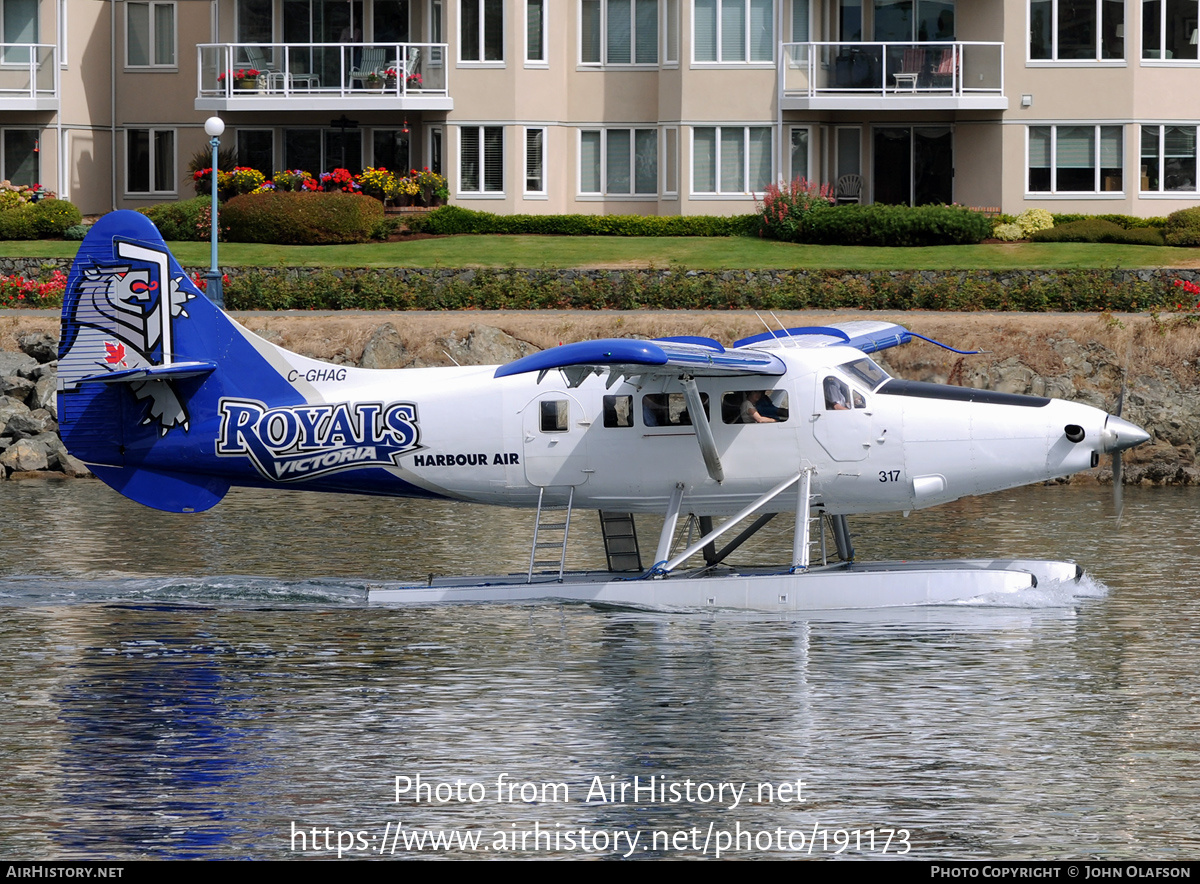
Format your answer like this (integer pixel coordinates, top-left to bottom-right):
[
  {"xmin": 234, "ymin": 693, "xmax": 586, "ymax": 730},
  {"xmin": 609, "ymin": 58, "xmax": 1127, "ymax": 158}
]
[
  {"xmin": 839, "ymin": 357, "xmax": 889, "ymax": 391},
  {"xmin": 540, "ymin": 399, "xmax": 569, "ymax": 432},
  {"xmin": 824, "ymin": 377, "xmax": 852, "ymax": 411},
  {"xmin": 602, "ymin": 395, "xmax": 633, "ymax": 428}
]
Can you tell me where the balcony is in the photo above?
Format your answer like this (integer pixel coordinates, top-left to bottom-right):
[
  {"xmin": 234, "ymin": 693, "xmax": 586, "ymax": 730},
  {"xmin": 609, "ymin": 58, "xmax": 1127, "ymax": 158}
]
[
  {"xmin": 0, "ymin": 44, "xmax": 58, "ymax": 111},
  {"xmin": 780, "ymin": 42, "xmax": 1006, "ymax": 111},
  {"xmin": 196, "ymin": 43, "xmax": 452, "ymax": 112}
]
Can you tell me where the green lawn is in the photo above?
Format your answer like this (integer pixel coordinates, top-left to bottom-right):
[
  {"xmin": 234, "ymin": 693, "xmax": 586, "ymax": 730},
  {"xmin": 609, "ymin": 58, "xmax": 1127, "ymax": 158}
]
[{"xmin": 2, "ymin": 236, "xmax": 1194, "ymax": 270}]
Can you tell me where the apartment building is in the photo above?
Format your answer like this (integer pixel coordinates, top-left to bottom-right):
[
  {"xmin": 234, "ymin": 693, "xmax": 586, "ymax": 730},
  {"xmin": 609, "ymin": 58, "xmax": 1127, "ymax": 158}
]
[{"xmin": 3, "ymin": 0, "xmax": 1198, "ymax": 217}]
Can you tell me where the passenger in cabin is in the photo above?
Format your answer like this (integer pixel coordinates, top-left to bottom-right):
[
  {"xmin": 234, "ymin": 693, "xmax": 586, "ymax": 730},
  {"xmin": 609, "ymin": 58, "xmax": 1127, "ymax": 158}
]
[
  {"xmin": 824, "ymin": 377, "xmax": 851, "ymax": 411},
  {"xmin": 741, "ymin": 390, "xmax": 778, "ymax": 423}
]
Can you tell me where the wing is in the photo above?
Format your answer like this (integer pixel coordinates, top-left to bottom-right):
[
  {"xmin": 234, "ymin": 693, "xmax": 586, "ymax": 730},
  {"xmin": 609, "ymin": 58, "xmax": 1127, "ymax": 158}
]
[
  {"xmin": 494, "ymin": 337, "xmax": 786, "ymax": 388},
  {"xmin": 733, "ymin": 321, "xmax": 977, "ymax": 355}
]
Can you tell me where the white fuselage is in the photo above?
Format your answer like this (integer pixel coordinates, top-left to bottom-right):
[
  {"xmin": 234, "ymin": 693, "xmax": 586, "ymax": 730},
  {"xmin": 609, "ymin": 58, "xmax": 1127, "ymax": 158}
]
[{"xmin": 274, "ymin": 344, "xmax": 1114, "ymax": 517}]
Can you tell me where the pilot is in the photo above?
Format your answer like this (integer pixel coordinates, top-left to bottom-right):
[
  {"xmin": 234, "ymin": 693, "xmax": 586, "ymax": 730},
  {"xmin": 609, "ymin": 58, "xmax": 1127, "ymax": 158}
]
[
  {"xmin": 824, "ymin": 377, "xmax": 851, "ymax": 410},
  {"xmin": 741, "ymin": 390, "xmax": 778, "ymax": 423}
]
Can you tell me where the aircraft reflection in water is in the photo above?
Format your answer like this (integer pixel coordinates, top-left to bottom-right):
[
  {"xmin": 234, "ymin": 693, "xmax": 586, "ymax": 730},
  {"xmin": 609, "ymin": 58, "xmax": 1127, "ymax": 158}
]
[{"xmin": 56, "ymin": 212, "xmax": 1149, "ymax": 610}]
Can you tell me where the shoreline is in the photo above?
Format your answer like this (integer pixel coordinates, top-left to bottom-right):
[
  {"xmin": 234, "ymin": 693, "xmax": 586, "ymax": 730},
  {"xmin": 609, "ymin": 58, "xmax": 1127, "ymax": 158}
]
[{"xmin": 3, "ymin": 308, "xmax": 1197, "ymax": 484}]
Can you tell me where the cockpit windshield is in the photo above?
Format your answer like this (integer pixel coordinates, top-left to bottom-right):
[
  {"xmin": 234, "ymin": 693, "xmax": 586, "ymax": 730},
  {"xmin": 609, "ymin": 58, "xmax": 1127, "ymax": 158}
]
[{"xmin": 839, "ymin": 357, "xmax": 890, "ymax": 391}]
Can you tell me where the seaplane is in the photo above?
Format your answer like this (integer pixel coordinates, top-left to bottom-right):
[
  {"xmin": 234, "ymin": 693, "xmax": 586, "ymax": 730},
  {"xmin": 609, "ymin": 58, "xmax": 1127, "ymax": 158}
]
[{"xmin": 56, "ymin": 211, "xmax": 1150, "ymax": 610}]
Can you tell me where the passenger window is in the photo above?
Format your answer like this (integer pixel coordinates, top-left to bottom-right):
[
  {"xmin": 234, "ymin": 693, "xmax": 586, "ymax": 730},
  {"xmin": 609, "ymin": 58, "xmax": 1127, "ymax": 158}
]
[
  {"xmin": 540, "ymin": 399, "xmax": 569, "ymax": 432},
  {"xmin": 602, "ymin": 395, "xmax": 633, "ymax": 428},
  {"xmin": 721, "ymin": 390, "xmax": 789, "ymax": 424},
  {"xmin": 823, "ymin": 377, "xmax": 852, "ymax": 411},
  {"xmin": 642, "ymin": 392, "xmax": 709, "ymax": 427}
]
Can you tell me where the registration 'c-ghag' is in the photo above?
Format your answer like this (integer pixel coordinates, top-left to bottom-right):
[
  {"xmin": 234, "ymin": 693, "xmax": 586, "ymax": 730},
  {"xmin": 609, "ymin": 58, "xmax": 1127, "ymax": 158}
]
[{"xmin": 56, "ymin": 212, "xmax": 1150, "ymax": 609}]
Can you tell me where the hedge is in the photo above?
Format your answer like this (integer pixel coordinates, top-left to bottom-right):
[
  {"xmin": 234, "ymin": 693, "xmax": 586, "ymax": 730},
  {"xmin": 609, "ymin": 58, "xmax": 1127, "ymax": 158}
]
[
  {"xmin": 221, "ymin": 267, "xmax": 1179, "ymax": 313},
  {"xmin": 221, "ymin": 191, "xmax": 384, "ymax": 244},
  {"xmin": 1032, "ymin": 219, "xmax": 1166, "ymax": 246},
  {"xmin": 795, "ymin": 204, "xmax": 994, "ymax": 246},
  {"xmin": 0, "ymin": 199, "xmax": 83, "ymax": 240},
  {"xmin": 411, "ymin": 205, "xmax": 759, "ymax": 237}
]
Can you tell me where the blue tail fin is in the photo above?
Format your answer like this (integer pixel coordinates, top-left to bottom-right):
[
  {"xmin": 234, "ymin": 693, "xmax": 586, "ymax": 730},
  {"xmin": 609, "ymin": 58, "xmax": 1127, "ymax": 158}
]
[
  {"xmin": 58, "ymin": 211, "xmax": 296, "ymax": 512},
  {"xmin": 59, "ymin": 211, "xmax": 432, "ymax": 513}
]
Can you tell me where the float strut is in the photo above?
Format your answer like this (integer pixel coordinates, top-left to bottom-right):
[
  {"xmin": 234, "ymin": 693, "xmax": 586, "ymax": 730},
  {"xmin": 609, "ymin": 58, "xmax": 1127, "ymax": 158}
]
[
  {"xmin": 830, "ymin": 514, "xmax": 855, "ymax": 563},
  {"xmin": 791, "ymin": 468, "xmax": 813, "ymax": 572},
  {"xmin": 698, "ymin": 516, "xmax": 718, "ymax": 565}
]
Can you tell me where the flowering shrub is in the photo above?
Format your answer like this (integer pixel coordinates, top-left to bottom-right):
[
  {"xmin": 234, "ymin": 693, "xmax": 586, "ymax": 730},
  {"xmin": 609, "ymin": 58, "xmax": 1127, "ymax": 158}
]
[
  {"xmin": 272, "ymin": 170, "xmax": 315, "ymax": 192},
  {"xmin": 993, "ymin": 222, "xmax": 1025, "ymax": 242},
  {"xmin": 0, "ymin": 270, "xmax": 68, "ymax": 308},
  {"xmin": 1015, "ymin": 208, "xmax": 1055, "ymax": 238},
  {"xmin": 230, "ymin": 166, "xmax": 266, "ymax": 195},
  {"xmin": 756, "ymin": 177, "xmax": 835, "ymax": 242},
  {"xmin": 192, "ymin": 166, "xmax": 233, "ymax": 199},
  {"xmin": 406, "ymin": 72, "xmax": 423, "ymax": 88},
  {"xmin": 319, "ymin": 168, "xmax": 360, "ymax": 193},
  {"xmin": 358, "ymin": 167, "xmax": 397, "ymax": 200},
  {"xmin": 1173, "ymin": 278, "xmax": 1200, "ymax": 314},
  {"xmin": 189, "ymin": 272, "xmax": 231, "ymax": 292}
]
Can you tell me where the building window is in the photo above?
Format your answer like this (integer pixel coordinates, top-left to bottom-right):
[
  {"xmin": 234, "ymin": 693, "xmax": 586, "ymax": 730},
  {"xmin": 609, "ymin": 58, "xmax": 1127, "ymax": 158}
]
[
  {"xmin": 461, "ymin": 0, "xmax": 503, "ymax": 62},
  {"xmin": 791, "ymin": 0, "xmax": 809, "ymax": 40},
  {"xmin": 3, "ymin": 130, "xmax": 38, "ymax": 187},
  {"xmin": 580, "ymin": 129, "xmax": 658, "ymax": 195},
  {"xmin": 525, "ymin": 127, "xmax": 545, "ymax": 195},
  {"xmin": 663, "ymin": 126, "xmax": 678, "ymax": 195},
  {"xmin": 526, "ymin": 0, "xmax": 546, "ymax": 63},
  {"xmin": 581, "ymin": 0, "xmax": 658, "ymax": 65},
  {"xmin": 237, "ymin": 129, "xmax": 274, "ymax": 178},
  {"xmin": 127, "ymin": 129, "xmax": 175, "ymax": 195},
  {"xmin": 373, "ymin": 129, "xmax": 411, "ymax": 174},
  {"xmin": 284, "ymin": 129, "xmax": 362, "ymax": 174},
  {"xmin": 664, "ymin": 0, "xmax": 679, "ymax": 62},
  {"xmin": 789, "ymin": 126, "xmax": 811, "ymax": 181},
  {"xmin": 693, "ymin": 0, "xmax": 774, "ymax": 63},
  {"xmin": 460, "ymin": 126, "xmax": 504, "ymax": 193},
  {"xmin": 1027, "ymin": 125, "xmax": 1123, "ymax": 193},
  {"xmin": 692, "ymin": 126, "xmax": 771, "ymax": 194},
  {"xmin": 127, "ymin": 2, "xmax": 175, "ymax": 67},
  {"xmin": 1028, "ymin": 0, "xmax": 1124, "ymax": 61},
  {"xmin": 374, "ymin": 0, "xmax": 411, "ymax": 43},
  {"xmin": 1140, "ymin": 125, "xmax": 1197, "ymax": 192},
  {"xmin": 1142, "ymin": 0, "xmax": 1199, "ymax": 61},
  {"xmin": 3, "ymin": 0, "xmax": 37, "ymax": 64}
]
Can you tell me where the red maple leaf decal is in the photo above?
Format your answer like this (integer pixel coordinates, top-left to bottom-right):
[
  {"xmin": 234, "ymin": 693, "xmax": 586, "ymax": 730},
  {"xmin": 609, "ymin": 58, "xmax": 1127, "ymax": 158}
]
[{"xmin": 104, "ymin": 341, "xmax": 127, "ymax": 366}]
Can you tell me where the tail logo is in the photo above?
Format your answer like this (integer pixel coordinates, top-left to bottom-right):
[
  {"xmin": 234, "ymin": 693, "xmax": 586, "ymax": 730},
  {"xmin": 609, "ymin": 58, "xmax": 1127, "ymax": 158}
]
[
  {"xmin": 60, "ymin": 239, "xmax": 197, "ymax": 434},
  {"xmin": 215, "ymin": 398, "xmax": 422, "ymax": 482}
]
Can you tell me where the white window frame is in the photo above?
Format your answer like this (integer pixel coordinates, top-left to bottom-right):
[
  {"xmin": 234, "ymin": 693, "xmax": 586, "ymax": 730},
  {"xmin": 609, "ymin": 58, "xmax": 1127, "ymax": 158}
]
[
  {"xmin": 524, "ymin": 126, "xmax": 547, "ymax": 197},
  {"xmin": 578, "ymin": 127, "xmax": 659, "ymax": 198},
  {"xmin": 525, "ymin": 0, "xmax": 547, "ymax": 66},
  {"xmin": 458, "ymin": 125, "xmax": 505, "ymax": 197},
  {"xmin": 125, "ymin": 1, "xmax": 176, "ymax": 69},
  {"xmin": 692, "ymin": 0, "xmax": 775, "ymax": 65},
  {"xmin": 579, "ymin": 0, "xmax": 660, "ymax": 67},
  {"xmin": 459, "ymin": 0, "xmax": 504, "ymax": 65},
  {"xmin": 1025, "ymin": 124, "xmax": 1125, "ymax": 197},
  {"xmin": 1139, "ymin": 123, "xmax": 1199, "ymax": 196},
  {"xmin": 125, "ymin": 127, "xmax": 176, "ymax": 196},
  {"xmin": 1141, "ymin": 0, "xmax": 1200, "ymax": 63},
  {"xmin": 691, "ymin": 125, "xmax": 773, "ymax": 197},
  {"xmin": 1026, "ymin": 0, "xmax": 1125, "ymax": 64},
  {"xmin": 1, "ymin": 0, "xmax": 38, "ymax": 66},
  {"xmin": 58, "ymin": 0, "xmax": 67, "ymax": 68}
]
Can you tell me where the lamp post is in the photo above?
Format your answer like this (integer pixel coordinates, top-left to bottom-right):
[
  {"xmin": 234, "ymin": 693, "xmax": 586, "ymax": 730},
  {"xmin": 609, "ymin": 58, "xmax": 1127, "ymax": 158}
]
[{"xmin": 204, "ymin": 116, "xmax": 225, "ymax": 307}]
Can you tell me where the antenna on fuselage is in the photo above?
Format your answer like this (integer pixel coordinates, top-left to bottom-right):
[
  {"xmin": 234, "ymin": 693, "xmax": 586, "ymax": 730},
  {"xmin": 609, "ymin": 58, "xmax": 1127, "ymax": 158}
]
[{"xmin": 769, "ymin": 312, "xmax": 797, "ymax": 346}]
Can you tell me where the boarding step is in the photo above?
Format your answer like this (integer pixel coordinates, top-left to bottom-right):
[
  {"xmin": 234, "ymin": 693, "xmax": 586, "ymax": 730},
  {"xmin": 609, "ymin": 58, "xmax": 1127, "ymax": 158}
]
[
  {"xmin": 527, "ymin": 486, "xmax": 574, "ymax": 583},
  {"xmin": 599, "ymin": 511, "xmax": 642, "ymax": 572}
]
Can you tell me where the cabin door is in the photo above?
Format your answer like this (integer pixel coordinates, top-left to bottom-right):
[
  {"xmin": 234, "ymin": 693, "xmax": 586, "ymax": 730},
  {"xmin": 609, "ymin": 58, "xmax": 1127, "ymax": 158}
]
[
  {"xmin": 521, "ymin": 391, "xmax": 590, "ymax": 487},
  {"xmin": 813, "ymin": 373, "xmax": 876, "ymax": 462}
]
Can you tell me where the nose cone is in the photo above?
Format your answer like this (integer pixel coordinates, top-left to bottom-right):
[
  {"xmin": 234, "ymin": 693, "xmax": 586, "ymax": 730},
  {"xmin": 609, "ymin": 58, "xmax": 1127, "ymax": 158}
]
[{"xmin": 1101, "ymin": 414, "xmax": 1151, "ymax": 453}]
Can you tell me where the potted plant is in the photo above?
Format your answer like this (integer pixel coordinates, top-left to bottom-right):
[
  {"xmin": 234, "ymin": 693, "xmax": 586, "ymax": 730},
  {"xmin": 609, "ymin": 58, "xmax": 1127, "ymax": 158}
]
[
  {"xmin": 383, "ymin": 68, "xmax": 399, "ymax": 90},
  {"xmin": 218, "ymin": 68, "xmax": 260, "ymax": 91},
  {"xmin": 365, "ymin": 71, "xmax": 384, "ymax": 91}
]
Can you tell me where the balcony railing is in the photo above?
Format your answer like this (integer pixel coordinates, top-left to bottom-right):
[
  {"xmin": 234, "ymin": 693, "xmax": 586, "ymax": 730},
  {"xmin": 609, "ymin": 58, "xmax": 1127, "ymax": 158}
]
[
  {"xmin": 197, "ymin": 42, "xmax": 449, "ymax": 105},
  {"xmin": 781, "ymin": 41, "xmax": 1004, "ymax": 107},
  {"xmin": 0, "ymin": 44, "xmax": 58, "ymax": 107}
]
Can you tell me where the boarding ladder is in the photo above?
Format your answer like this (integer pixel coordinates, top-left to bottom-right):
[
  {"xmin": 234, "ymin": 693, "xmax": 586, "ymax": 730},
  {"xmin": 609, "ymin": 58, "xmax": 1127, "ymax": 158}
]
[
  {"xmin": 528, "ymin": 486, "xmax": 574, "ymax": 583},
  {"xmin": 599, "ymin": 512, "xmax": 643, "ymax": 572}
]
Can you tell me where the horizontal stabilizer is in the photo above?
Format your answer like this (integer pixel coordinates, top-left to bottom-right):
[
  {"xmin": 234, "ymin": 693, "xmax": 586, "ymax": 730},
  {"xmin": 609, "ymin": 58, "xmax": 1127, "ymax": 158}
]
[
  {"xmin": 90, "ymin": 465, "xmax": 230, "ymax": 513},
  {"xmin": 495, "ymin": 338, "xmax": 785, "ymax": 387},
  {"xmin": 76, "ymin": 361, "xmax": 217, "ymax": 386}
]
